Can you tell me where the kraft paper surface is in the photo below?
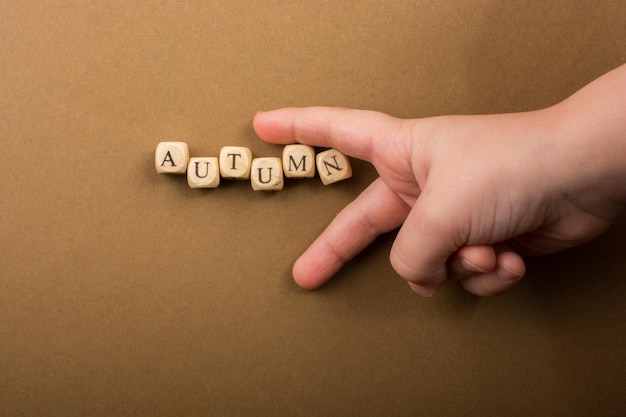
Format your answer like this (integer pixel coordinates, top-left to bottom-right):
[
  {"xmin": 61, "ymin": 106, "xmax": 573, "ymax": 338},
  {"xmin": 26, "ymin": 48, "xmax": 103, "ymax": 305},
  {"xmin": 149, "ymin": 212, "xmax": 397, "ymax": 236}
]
[{"xmin": 1, "ymin": 1, "xmax": 625, "ymax": 416}]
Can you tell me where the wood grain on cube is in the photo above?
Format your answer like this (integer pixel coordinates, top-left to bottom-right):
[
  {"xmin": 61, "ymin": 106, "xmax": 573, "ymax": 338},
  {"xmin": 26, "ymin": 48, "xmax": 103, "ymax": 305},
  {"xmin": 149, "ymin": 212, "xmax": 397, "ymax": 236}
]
[
  {"xmin": 315, "ymin": 149, "xmax": 352, "ymax": 185},
  {"xmin": 282, "ymin": 144, "xmax": 316, "ymax": 178},
  {"xmin": 187, "ymin": 157, "xmax": 220, "ymax": 188},
  {"xmin": 155, "ymin": 142, "xmax": 190, "ymax": 174},
  {"xmin": 251, "ymin": 157, "xmax": 284, "ymax": 191},
  {"xmin": 219, "ymin": 146, "xmax": 252, "ymax": 179}
]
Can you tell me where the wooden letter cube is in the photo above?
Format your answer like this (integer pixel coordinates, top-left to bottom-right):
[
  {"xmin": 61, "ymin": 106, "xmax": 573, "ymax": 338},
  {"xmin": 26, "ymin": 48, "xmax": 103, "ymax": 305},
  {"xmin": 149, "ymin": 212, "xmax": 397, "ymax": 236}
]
[
  {"xmin": 219, "ymin": 146, "xmax": 252, "ymax": 179},
  {"xmin": 316, "ymin": 148, "xmax": 352, "ymax": 185},
  {"xmin": 282, "ymin": 144, "xmax": 316, "ymax": 178},
  {"xmin": 250, "ymin": 157, "xmax": 284, "ymax": 191},
  {"xmin": 187, "ymin": 157, "xmax": 220, "ymax": 188},
  {"xmin": 155, "ymin": 142, "xmax": 189, "ymax": 174}
]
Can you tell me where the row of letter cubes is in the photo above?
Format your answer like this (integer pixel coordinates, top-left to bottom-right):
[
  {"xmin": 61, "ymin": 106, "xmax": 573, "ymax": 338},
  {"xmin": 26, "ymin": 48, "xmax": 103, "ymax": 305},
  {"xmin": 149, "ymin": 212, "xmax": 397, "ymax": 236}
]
[{"xmin": 155, "ymin": 142, "xmax": 352, "ymax": 191}]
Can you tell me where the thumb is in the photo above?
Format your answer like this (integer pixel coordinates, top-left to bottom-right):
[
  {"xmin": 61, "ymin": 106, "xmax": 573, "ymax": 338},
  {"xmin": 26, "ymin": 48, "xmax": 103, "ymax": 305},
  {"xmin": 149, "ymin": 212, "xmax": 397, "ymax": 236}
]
[{"xmin": 390, "ymin": 190, "xmax": 464, "ymax": 296}]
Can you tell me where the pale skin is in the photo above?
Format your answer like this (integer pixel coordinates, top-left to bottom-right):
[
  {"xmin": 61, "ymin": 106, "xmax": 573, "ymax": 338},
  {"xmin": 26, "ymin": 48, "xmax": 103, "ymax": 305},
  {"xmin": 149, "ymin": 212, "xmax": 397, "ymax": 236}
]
[{"xmin": 253, "ymin": 64, "xmax": 626, "ymax": 297}]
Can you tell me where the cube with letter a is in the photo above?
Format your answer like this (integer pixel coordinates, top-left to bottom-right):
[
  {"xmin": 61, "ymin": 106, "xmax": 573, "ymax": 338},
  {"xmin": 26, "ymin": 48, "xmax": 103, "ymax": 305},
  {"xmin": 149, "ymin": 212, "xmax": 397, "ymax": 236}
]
[{"xmin": 155, "ymin": 142, "xmax": 190, "ymax": 174}]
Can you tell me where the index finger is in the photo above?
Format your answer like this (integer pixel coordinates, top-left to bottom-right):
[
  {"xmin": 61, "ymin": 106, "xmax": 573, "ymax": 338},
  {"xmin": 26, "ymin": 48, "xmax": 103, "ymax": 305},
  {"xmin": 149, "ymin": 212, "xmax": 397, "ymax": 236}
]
[{"xmin": 252, "ymin": 107, "xmax": 403, "ymax": 163}]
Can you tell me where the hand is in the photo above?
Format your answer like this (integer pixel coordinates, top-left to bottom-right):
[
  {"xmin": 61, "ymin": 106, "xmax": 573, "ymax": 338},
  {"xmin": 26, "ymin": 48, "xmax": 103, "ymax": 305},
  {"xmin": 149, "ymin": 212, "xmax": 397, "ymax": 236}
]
[{"xmin": 253, "ymin": 69, "xmax": 625, "ymax": 297}]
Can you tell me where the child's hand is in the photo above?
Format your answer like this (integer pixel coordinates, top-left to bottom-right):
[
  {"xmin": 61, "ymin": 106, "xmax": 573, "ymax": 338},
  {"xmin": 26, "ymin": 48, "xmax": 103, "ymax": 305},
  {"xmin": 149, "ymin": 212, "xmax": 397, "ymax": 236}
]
[{"xmin": 253, "ymin": 66, "xmax": 626, "ymax": 297}]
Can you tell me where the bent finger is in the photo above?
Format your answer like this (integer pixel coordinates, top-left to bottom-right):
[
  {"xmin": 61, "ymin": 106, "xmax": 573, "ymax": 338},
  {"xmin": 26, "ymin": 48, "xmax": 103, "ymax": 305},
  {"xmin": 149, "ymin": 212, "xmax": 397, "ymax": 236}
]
[
  {"xmin": 293, "ymin": 178, "xmax": 410, "ymax": 290},
  {"xmin": 390, "ymin": 190, "xmax": 464, "ymax": 297},
  {"xmin": 459, "ymin": 245, "xmax": 526, "ymax": 297},
  {"xmin": 447, "ymin": 245, "xmax": 497, "ymax": 282}
]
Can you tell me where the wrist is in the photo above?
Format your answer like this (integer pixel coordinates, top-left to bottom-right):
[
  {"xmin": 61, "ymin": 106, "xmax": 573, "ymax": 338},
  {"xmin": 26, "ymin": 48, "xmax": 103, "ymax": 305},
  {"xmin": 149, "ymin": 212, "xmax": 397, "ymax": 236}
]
[{"xmin": 550, "ymin": 65, "xmax": 626, "ymax": 207}]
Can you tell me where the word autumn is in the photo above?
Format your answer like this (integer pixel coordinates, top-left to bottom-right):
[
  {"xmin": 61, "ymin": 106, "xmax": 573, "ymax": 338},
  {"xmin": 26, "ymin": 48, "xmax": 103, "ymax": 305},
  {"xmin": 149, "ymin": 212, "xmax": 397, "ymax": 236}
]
[{"xmin": 155, "ymin": 142, "xmax": 352, "ymax": 191}]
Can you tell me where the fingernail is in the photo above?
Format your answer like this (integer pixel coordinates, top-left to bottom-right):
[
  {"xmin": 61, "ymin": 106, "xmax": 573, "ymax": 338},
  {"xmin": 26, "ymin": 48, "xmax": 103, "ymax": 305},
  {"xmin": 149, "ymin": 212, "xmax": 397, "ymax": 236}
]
[
  {"xmin": 461, "ymin": 257, "xmax": 487, "ymax": 274},
  {"xmin": 408, "ymin": 282, "xmax": 437, "ymax": 297},
  {"xmin": 497, "ymin": 265, "xmax": 523, "ymax": 282}
]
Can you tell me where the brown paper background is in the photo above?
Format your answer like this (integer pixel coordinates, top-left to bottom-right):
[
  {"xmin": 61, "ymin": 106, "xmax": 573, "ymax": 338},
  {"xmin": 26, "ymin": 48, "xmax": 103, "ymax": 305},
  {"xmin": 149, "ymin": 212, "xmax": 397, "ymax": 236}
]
[{"xmin": 1, "ymin": 1, "xmax": 625, "ymax": 416}]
